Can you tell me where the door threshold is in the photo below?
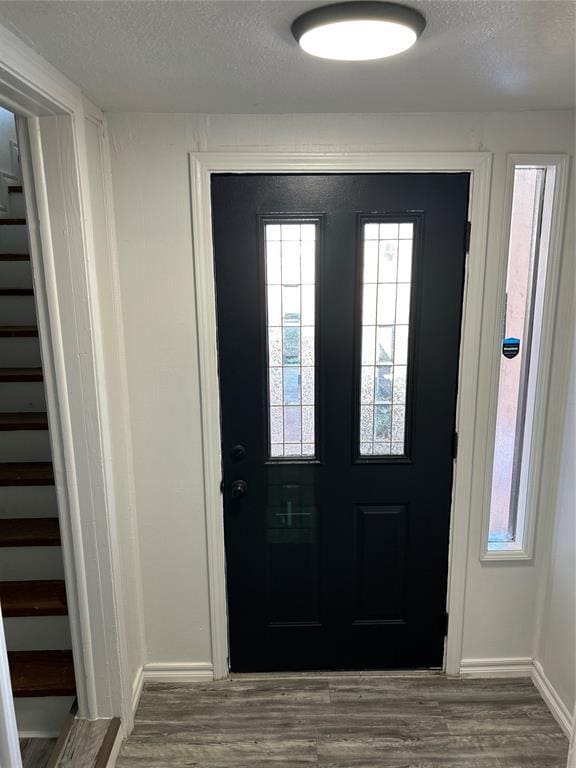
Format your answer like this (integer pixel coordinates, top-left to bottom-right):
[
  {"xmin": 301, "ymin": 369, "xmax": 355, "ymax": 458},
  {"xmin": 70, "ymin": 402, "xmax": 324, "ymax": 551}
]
[{"xmin": 228, "ymin": 669, "xmax": 444, "ymax": 681}]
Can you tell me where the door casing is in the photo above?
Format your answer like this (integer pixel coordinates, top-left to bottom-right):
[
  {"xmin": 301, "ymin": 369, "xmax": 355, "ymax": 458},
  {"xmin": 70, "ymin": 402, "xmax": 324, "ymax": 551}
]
[{"xmin": 188, "ymin": 150, "xmax": 493, "ymax": 679}]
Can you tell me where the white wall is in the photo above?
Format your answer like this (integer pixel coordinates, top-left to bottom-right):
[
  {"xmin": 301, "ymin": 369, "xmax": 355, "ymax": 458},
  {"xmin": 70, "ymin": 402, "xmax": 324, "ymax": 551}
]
[
  {"xmin": 535, "ymin": 288, "xmax": 575, "ymax": 718},
  {"xmin": 0, "ymin": 106, "xmax": 16, "ymax": 175},
  {"xmin": 106, "ymin": 110, "xmax": 574, "ymax": 675},
  {"xmin": 83, "ymin": 109, "xmax": 145, "ymax": 716}
]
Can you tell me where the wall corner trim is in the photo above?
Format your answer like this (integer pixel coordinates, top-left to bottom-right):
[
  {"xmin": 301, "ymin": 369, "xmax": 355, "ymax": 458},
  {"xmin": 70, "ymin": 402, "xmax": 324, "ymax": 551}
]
[
  {"xmin": 531, "ymin": 660, "xmax": 574, "ymax": 739},
  {"xmin": 460, "ymin": 657, "xmax": 574, "ymax": 740}
]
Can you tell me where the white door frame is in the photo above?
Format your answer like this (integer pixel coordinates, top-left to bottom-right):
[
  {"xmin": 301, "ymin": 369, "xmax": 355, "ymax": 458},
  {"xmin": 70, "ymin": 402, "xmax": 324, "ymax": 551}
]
[
  {"xmin": 0, "ymin": 24, "xmax": 133, "ymax": 727},
  {"xmin": 189, "ymin": 150, "xmax": 493, "ymax": 679}
]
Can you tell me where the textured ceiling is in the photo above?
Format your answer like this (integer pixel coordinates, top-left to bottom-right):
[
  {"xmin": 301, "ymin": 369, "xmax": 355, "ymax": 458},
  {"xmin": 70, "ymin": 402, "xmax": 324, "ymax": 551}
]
[{"xmin": 0, "ymin": 0, "xmax": 573, "ymax": 113}]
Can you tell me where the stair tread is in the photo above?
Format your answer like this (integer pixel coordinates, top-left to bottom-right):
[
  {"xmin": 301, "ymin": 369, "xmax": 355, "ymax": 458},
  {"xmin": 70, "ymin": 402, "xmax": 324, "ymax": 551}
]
[
  {"xmin": 8, "ymin": 186, "xmax": 23, "ymax": 194},
  {"xmin": 0, "ymin": 412, "xmax": 48, "ymax": 430},
  {"xmin": 0, "ymin": 517, "xmax": 60, "ymax": 546},
  {"xmin": 0, "ymin": 253, "xmax": 30, "ymax": 261},
  {"xmin": 0, "ymin": 288, "xmax": 34, "ymax": 296},
  {"xmin": 0, "ymin": 580, "xmax": 67, "ymax": 616},
  {"xmin": 8, "ymin": 651, "xmax": 75, "ymax": 697},
  {"xmin": 0, "ymin": 367, "xmax": 43, "ymax": 382},
  {"xmin": 0, "ymin": 325, "xmax": 38, "ymax": 337},
  {"xmin": 0, "ymin": 218, "xmax": 26, "ymax": 225},
  {"xmin": 0, "ymin": 462, "xmax": 54, "ymax": 487}
]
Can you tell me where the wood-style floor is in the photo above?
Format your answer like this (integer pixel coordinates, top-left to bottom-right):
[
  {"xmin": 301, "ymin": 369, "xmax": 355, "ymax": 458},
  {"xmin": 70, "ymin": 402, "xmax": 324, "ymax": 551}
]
[
  {"xmin": 118, "ymin": 673, "xmax": 569, "ymax": 767},
  {"xmin": 19, "ymin": 738, "xmax": 56, "ymax": 768}
]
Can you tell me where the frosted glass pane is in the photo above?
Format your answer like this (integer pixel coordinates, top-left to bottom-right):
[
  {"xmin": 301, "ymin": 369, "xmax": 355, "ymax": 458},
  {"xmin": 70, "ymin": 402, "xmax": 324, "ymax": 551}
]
[
  {"xmin": 360, "ymin": 406, "xmax": 374, "ymax": 443},
  {"xmin": 301, "ymin": 285, "xmax": 315, "ymax": 326},
  {"xmin": 267, "ymin": 242, "xmax": 281, "ymax": 284},
  {"xmin": 377, "ymin": 284, "xmax": 396, "ymax": 325},
  {"xmin": 363, "ymin": 284, "xmax": 377, "ymax": 325},
  {"xmin": 361, "ymin": 366, "xmax": 375, "ymax": 404},
  {"xmin": 361, "ymin": 325, "xmax": 376, "ymax": 365},
  {"xmin": 378, "ymin": 241, "xmax": 398, "ymax": 283},
  {"xmin": 364, "ymin": 241, "xmax": 379, "ymax": 283},
  {"xmin": 265, "ymin": 222, "xmax": 317, "ymax": 459},
  {"xmin": 301, "ymin": 326, "xmax": 315, "ymax": 365},
  {"xmin": 283, "ymin": 286, "xmax": 300, "ymax": 325},
  {"xmin": 302, "ymin": 406, "xmax": 314, "ymax": 443},
  {"xmin": 302, "ymin": 367, "xmax": 315, "ymax": 405},
  {"xmin": 283, "ymin": 367, "xmax": 301, "ymax": 405},
  {"xmin": 359, "ymin": 221, "xmax": 413, "ymax": 457},
  {"xmin": 375, "ymin": 366, "xmax": 393, "ymax": 403},
  {"xmin": 267, "ymin": 284, "xmax": 282, "ymax": 326},
  {"xmin": 301, "ymin": 242, "xmax": 316, "ymax": 283},
  {"xmin": 269, "ymin": 367, "xmax": 283, "ymax": 406},
  {"xmin": 282, "ymin": 242, "xmax": 300, "ymax": 283},
  {"xmin": 379, "ymin": 223, "xmax": 398, "ymax": 239},
  {"xmin": 376, "ymin": 326, "xmax": 394, "ymax": 364},
  {"xmin": 396, "ymin": 283, "xmax": 411, "ymax": 324},
  {"xmin": 268, "ymin": 327, "xmax": 282, "ymax": 366},
  {"xmin": 284, "ymin": 407, "xmax": 301, "ymax": 443}
]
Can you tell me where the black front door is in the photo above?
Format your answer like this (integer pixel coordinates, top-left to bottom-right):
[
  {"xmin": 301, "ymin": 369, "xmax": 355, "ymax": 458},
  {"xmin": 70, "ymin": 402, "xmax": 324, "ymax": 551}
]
[{"xmin": 212, "ymin": 173, "xmax": 469, "ymax": 672}]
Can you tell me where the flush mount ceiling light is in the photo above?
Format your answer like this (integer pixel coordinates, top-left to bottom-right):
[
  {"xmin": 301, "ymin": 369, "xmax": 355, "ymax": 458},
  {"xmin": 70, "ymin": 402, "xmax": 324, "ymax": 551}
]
[{"xmin": 292, "ymin": 1, "xmax": 426, "ymax": 61}]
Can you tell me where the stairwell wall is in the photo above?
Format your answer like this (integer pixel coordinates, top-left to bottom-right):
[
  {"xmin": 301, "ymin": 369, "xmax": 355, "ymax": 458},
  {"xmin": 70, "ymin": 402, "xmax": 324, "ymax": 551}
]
[{"xmin": 106, "ymin": 111, "xmax": 574, "ymax": 695}]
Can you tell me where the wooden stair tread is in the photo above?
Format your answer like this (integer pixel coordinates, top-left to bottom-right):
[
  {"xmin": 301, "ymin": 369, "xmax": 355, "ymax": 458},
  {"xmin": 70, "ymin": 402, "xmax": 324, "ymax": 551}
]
[
  {"xmin": 0, "ymin": 325, "xmax": 38, "ymax": 337},
  {"xmin": 8, "ymin": 186, "xmax": 23, "ymax": 194},
  {"xmin": 0, "ymin": 517, "xmax": 60, "ymax": 546},
  {"xmin": 0, "ymin": 253, "xmax": 30, "ymax": 261},
  {"xmin": 8, "ymin": 651, "xmax": 75, "ymax": 697},
  {"xmin": 0, "ymin": 580, "xmax": 67, "ymax": 616},
  {"xmin": 0, "ymin": 218, "xmax": 26, "ymax": 225},
  {"xmin": 0, "ymin": 288, "xmax": 34, "ymax": 296},
  {"xmin": 0, "ymin": 367, "xmax": 43, "ymax": 382},
  {"xmin": 0, "ymin": 412, "xmax": 48, "ymax": 430},
  {"xmin": 0, "ymin": 463, "xmax": 54, "ymax": 487}
]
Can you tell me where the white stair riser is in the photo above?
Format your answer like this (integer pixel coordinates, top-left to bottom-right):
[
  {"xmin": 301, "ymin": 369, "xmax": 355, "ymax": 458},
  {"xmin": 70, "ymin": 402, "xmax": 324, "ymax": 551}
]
[
  {"xmin": 15, "ymin": 697, "xmax": 75, "ymax": 738},
  {"xmin": 0, "ymin": 431, "xmax": 51, "ymax": 461},
  {"xmin": 0, "ymin": 338, "xmax": 41, "ymax": 366},
  {"xmin": 0, "ymin": 382, "xmax": 46, "ymax": 412},
  {"xmin": 4, "ymin": 617, "xmax": 72, "ymax": 652},
  {"xmin": 0, "ymin": 224, "xmax": 28, "ymax": 253},
  {"xmin": 0, "ymin": 295, "xmax": 36, "ymax": 325},
  {"xmin": 0, "ymin": 548, "xmax": 64, "ymax": 581},
  {"xmin": 0, "ymin": 487, "xmax": 58, "ymax": 518},
  {"xmin": 8, "ymin": 193, "xmax": 25, "ymax": 219},
  {"xmin": 0, "ymin": 260, "xmax": 32, "ymax": 288}
]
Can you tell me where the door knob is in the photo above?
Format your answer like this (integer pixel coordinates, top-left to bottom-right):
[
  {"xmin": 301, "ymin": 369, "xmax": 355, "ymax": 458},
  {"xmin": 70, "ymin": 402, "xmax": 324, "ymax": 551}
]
[{"xmin": 231, "ymin": 479, "xmax": 248, "ymax": 499}]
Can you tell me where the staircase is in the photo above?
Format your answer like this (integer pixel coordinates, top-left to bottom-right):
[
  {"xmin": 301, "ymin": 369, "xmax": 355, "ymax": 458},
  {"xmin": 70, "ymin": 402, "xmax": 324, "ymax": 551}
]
[{"xmin": 0, "ymin": 181, "xmax": 76, "ymax": 737}]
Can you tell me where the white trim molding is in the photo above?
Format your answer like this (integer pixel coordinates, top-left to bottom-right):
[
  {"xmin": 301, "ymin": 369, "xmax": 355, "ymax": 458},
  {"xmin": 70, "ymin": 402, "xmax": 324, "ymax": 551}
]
[
  {"xmin": 479, "ymin": 154, "xmax": 570, "ymax": 561},
  {"xmin": 143, "ymin": 663, "xmax": 215, "ymax": 684},
  {"xmin": 460, "ymin": 657, "xmax": 533, "ymax": 678},
  {"xmin": 0, "ymin": 20, "xmax": 135, "ymax": 729},
  {"xmin": 531, "ymin": 660, "xmax": 574, "ymax": 739},
  {"xmin": 189, "ymin": 150, "xmax": 493, "ymax": 679}
]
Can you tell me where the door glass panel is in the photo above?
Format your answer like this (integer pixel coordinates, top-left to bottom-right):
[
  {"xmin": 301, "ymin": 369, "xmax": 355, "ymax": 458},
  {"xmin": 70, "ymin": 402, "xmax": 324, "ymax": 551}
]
[
  {"xmin": 359, "ymin": 222, "xmax": 413, "ymax": 457},
  {"xmin": 265, "ymin": 222, "xmax": 316, "ymax": 459}
]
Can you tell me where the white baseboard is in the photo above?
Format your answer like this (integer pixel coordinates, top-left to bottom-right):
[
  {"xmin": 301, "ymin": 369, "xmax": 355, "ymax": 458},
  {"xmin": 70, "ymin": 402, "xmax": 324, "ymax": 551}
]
[
  {"xmin": 531, "ymin": 660, "xmax": 573, "ymax": 739},
  {"xmin": 142, "ymin": 662, "xmax": 214, "ymax": 684},
  {"xmin": 131, "ymin": 666, "xmax": 144, "ymax": 716},
  {"xmin": 17, "ymin": 729, "xmax": 61, "ymax": 738},
  {"xmin": 460, "ymin": 657, "xmax": 533, "ymax": 678}
]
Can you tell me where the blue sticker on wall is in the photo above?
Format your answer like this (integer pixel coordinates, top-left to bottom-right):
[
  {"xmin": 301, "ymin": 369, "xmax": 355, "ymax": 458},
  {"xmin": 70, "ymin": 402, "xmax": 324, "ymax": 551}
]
[{"xmin": 502, "ymin": 337, "xmax": 520, "ymax": 359}]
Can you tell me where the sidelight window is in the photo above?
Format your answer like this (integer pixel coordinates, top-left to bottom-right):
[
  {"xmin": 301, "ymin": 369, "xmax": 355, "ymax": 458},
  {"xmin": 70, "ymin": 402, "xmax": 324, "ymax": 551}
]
[
  {"xmin": 265, "ymin": 222, "xmax": 317, "ymax": 458},
  {"xmin": 485, "ymin": 160, "xmax": 564, "ymax": 557},
  {"xmin": 359, "ymin": 222, "xmax": 413, "ymax": 457}
]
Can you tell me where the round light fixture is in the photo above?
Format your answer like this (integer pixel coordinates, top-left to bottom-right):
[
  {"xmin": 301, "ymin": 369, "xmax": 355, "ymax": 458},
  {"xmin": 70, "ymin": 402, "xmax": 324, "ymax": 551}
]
[{"xmin": 292, "ymin": 2, "xmax": 426, "ymax": 61}]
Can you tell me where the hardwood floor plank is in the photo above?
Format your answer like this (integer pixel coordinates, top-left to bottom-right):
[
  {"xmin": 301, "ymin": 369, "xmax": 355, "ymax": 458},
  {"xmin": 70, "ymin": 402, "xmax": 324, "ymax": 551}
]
[{"xmin": 118, "ymin": 675, "xmax": 569, "ymax": 767}]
